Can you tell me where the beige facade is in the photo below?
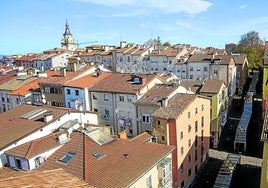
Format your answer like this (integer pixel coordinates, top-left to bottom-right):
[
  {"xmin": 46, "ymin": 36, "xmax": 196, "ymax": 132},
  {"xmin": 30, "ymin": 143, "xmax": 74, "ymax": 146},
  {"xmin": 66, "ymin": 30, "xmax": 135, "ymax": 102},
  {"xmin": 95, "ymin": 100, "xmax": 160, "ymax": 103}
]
[{"xmin": 152, "ymin": 94, "xmax": 210, "ymax": 187}]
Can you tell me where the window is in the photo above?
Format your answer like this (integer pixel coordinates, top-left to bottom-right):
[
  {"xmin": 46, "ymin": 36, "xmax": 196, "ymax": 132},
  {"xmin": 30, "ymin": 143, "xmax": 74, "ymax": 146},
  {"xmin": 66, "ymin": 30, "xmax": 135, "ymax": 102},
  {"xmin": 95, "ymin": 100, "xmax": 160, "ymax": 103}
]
[
  {"xmin": 195, "ymin": 135, "xmax": 198, "ymax": 147},
  {"xmin": 67, "ymin": 89, "xmax": 71, "ymax": 95},
  {"xmin": 59, "ymin": 152, "xmax": 76, "ymax": 163},
  {"xmin": 195, "ymin": 107, "xmax": 198, "ymax": 114},
  {"xmin": 7, "ymin": 98, "xmax": 10, "ymax": 103},
  {"xmin": 204, "ymin": 67, "xmax": 208, "ymax": 72},
  {"xmin": 94, "ymin": 108, "xmax": 98, "ymax": 112},
  {"xmin": 188, "ymin": 125, "xmax": 192, "ymax": 133},
  {"xmin": 188, "ymin": 168, "xmax": 191, "ymax": 177},
  {"xmin": 2, "ymin": 97, "xmax": 4, "ymax": 102},
  {"xmin": 157, "ymin": 120, "xmax": 161, "ymax": 127},
  {"xmin": 201, "ymin": 116, "xmax": 204, "ymax": 127},
  {"xmin": 201, "ymin": 104, "xmax": 204, "ymax": 111},
  {"xmin": 190, "ymin": 67, "xmax": 193, "ymax": 71},
  {"xmin": 44, "ymin": 87, "xmax": 50, "ymax": 93},
  {"xmin": 75, "ymin": 90, "xmax": 79, "ymax": 96},
  {"xmin": 180, "ymin": 131, "xmax": 183, "ymax": 139},
  {"xmin": 146, "ymin": 175, "xmax": 152, "ymax": 188},
  {"xmin": 188, "ymin": 112, "xmax": 191, "ymax": 118},
  {"xmin": 105, "ymin": 109, "xmax": 109, "ymax": 115},
  {"xmin": 213, "ymin": 70, "xmax": 218, "ymax": 75},
  {"xmin": 201, "ymin": 130, "xmax": 204, "ymax": 141},
  {"xmin": 189, "ymin": 75, "xmax": 193, "ymax": 79},
  {"xmin": 181, "ymin": 147, "xmax": 184, "ymax": 156},
  {"xmin": 162, "ymin": 135, "xmax": 166, "ymax": 141},
  {"xmin": 163, "ymin": 67, "xmax": 167, "ymax": 71},
  {"xmin": 188, "ymin": 154, "xmax": 191, "ymax": 162},
  {"xmin": 119, "ymin": 96, "xmax": 124, "ymax": 102},
  {"xmin": 92, "ymin": 151, "xmax": 104, "ymax": 159},
  {"xmin": 188, "ymin": 139, "xmax": 191, "ymax": 148},
  {"xmin": 142, "ymin": 114, "xmax": 150, "ymax": 123},
  {"xmin": 104, "ymin": 94, "xmax": 109, "ymax": 101},
  {"xmin": 195, "ymin": 121, "xmax": 198, "ymax": 133},
  {"xmin": 127, "ymin": 96, "xmax": 132, "ymax": 102},
  {"xmin": 195, "ymin": 149, "xmax": 198, "ymax": 161},
  {"xmin": 93, "ymin": 94, "xmax": 97, "ymax": 100}
]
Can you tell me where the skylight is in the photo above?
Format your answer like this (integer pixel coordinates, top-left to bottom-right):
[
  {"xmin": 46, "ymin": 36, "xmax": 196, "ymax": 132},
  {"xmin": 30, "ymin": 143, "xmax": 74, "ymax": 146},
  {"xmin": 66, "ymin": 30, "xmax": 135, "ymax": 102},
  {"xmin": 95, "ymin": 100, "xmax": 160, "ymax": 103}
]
[
  {"xmin": 21, "ymin": 108, "xmax": 47, "ymax": 120},
  {"xmin": 59, "ymin": 152, "xmax": 76, "ymax": 163},
  {"xmin": 84, "ymin": 129, "xmax": 115, "ymax": 145},
  {"xmin": 92, "ymin": 151, "xmax": 104, "ymax": 159}
]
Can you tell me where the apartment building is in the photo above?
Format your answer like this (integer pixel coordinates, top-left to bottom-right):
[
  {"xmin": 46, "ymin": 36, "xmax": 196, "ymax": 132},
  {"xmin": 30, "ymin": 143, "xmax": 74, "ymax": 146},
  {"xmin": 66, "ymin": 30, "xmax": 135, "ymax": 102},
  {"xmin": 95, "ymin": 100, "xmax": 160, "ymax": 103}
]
[
  {"xmin": 38, "ymin": 61, "xmax": 96, "ymax": 107},
  {"xmin": 232, "ymin": 54, "xmax": 249, "ymax": 95},
  {"xmin": 0, "ymin": 104, "xmax": 98, "ymax": 168},
  {"xmin": 135, "ymin": 83, "xmax": 193, "ymax": 133},
  {"xmin": 89, "ymin": 73, "xmax": 165, "ymax": 136},
  {"xmin": 199, "ymin": 79, "xmax": 228, "ymax": 148},
  {"xmin": 151, "ymin": 93, "xmax": 210, "ymax": 187},
  {"xmin": 64, "ymin": 70, "xmax": 112, "ymax": 111},
  {"xmin": 34, "ymin": 51, "xmax": 72, "ymax": 71}
]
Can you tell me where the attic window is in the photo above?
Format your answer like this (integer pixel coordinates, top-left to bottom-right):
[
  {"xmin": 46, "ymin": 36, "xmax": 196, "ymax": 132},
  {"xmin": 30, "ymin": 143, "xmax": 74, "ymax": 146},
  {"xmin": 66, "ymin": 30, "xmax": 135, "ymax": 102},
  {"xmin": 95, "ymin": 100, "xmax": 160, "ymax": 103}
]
[
  {"xmin": 92, "ymin": 151, "xmax": 104, "ymax": 159},
  {"xmin": 59, "ymin": 152, "xmax": 76, "ymax": 163},
  {"xmin": 133, "ymin": 77, "xmax": 140, "ymax": 84}
]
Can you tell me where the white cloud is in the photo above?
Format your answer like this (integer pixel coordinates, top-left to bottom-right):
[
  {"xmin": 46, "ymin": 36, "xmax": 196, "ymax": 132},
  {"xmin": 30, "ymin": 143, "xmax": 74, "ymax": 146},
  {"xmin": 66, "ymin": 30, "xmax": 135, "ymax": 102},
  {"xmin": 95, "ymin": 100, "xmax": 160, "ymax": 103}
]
[
  {"xmin": 176, "ymin": 21, "xmax": 193, "ymax": 29},
  {"xmin": 140, "ymin": 23, "xmax": 149, "ymax": 29},
  {"xmin": 75, "ymin": 0, "xmax": 213, "ymax": 15},
  {"xmin": 239, "ymin": 4, "xmax": 247, "ymax": 9}
]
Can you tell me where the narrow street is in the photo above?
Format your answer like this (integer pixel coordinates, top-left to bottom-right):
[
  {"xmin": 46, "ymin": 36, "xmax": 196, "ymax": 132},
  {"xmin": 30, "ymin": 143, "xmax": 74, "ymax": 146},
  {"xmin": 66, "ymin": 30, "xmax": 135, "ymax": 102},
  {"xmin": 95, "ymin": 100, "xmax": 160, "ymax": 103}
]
[{"xmin": 191, "ymin": 72, "xmax": 263, "ymax": 188}]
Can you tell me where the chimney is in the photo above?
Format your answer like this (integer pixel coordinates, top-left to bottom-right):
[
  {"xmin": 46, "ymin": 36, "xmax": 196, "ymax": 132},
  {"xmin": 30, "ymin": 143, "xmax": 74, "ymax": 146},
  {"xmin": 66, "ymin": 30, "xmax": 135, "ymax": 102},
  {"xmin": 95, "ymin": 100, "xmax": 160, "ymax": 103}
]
[
  {"xmin": 57, "ymin": 132, "xmax": 69, "ymax": 144},
  {"xmin": 118, "ymin": 130, "xmax": 127, "ymax": 139},
  {"xmin": 44, "ymin": 111, "xmax": 53, "ymax": 123},
  {"xmin": 60, "ymin": 67, "xmax": 66, "ymax": 77},
  {"xmin": 120, "ymin": 41, "xmax": 127, "ymax": 48},
  {"xmin": 161, "ymin": 98, "xmax": 168, "ymax": 107}
]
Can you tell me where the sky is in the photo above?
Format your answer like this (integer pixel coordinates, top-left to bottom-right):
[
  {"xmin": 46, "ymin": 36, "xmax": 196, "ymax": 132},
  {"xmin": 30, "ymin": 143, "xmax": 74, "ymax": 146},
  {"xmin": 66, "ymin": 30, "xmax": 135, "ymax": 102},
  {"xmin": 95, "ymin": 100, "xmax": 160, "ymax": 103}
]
[{"xmin": 1, "ymin": 0, "xmax": 268, "ymax": 55}]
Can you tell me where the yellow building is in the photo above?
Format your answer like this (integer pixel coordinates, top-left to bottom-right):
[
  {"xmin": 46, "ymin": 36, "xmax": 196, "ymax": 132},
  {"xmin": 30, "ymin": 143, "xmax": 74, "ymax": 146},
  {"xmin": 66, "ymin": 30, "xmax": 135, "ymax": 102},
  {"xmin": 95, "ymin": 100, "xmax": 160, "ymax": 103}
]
[{"xmin": 261, "ymin": 48, "xmax": 268, "ymax": 188}]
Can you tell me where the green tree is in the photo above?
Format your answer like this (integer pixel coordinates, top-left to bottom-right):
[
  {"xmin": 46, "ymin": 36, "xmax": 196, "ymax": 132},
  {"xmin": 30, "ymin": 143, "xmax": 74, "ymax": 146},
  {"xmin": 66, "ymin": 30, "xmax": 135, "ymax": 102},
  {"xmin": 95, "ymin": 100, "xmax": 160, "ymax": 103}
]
[{"xmin": 237, "ymin": 31, "xmax": 264, "ymax": 71}]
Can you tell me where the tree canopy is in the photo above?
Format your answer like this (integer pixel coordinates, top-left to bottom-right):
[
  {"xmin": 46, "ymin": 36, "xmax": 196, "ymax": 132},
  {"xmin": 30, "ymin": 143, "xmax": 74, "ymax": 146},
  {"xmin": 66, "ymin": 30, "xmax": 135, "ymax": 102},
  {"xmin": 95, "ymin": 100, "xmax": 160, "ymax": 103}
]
[{"xmin": 237, "ymin": 31, "xmax": 264, "ymax": 71}]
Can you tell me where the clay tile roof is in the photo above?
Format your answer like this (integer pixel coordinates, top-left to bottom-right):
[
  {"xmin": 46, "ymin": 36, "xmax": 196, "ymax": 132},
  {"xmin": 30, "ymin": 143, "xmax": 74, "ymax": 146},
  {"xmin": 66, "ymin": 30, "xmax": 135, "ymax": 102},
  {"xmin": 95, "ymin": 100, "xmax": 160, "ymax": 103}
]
[
  {"xmin": 214, "ymin": 55, "xmax": 233, "ymax": 65},
  {"xmin": 180, "ymin": 80, "xmax": 203, "ymax": 93},
  {"xmin": 0, "ymin": 76, "xmax": 37, "ymax": 91},
  {"xmin": 0, "ymin": 70, "xmax": 17, "ymax": 85},
  {"xmin": 187, "ymin": 53, "xmax": 212, "ymax": 62},
  {"xmin": 152, "ymin": 93, "xmax": 197, "ymax": 119},
  {"xmin": 40, "ymin": 132, "xmax": 174, "ymax": 188},
  {"xmin": 0, "ymin": 169, "xmax": 93, "ymax": 188},
  {"xmin": 136, "ymin": 84, "xmax": 179, "ymax": 105},
  {"xmin": 39, "ymin": 65, "xmax": 93, "ymax": 85},
  {"xmin": 199, "ymin": 79, "xmax": 225, "ymax": 94},
  {"xmin": 9, "ymin": 77, "xmax": 41, "ymax": 96},
  {"xmin": 90, "ymin": 73, "xmax": 158, "ymax": 94},
  {"xmin": 232, "ymin": 54, "xmax": 247, "ymax": 65},
  {"xmin": 5, "ymin": 132, "xmax": 64, "ymax": 159},
  {"xmin": 0, "ymin": 104, "xmax": 70, "ymax": 150},
  {"xmin": 65, "ymin": 72, "xmax": 112, "ymax": 88}
]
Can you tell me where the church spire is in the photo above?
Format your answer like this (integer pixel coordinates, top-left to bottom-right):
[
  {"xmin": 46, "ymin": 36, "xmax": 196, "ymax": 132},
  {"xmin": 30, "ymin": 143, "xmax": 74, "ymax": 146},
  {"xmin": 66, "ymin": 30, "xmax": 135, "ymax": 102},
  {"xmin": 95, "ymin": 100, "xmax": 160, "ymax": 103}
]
[{"xmin": 63, "ymin": 19, "xmax": 72, "ymax": 36}]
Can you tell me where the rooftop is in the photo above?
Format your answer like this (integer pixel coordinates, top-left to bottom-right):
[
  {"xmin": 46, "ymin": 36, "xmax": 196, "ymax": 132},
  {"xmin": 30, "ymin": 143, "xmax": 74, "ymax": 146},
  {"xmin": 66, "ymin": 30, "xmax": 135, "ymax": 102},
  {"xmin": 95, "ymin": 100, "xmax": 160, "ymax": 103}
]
[
  {"xmin": 152, "ymin": 93, "xmax": 197, "ymax": 119},
  {"xmin": 0, "ymin": 169, "xmax": 92, "ymax": 188},
  {"xmin": 0, "ymin": 104, "xmax": 71, "ymax": 150},
  {"xmin": 90, "ymin": 73, "xmax": 159, "ymax": 94},
  {"xmin": 39, "ymin": 131, "xmax": 174, "ymax": 188}
]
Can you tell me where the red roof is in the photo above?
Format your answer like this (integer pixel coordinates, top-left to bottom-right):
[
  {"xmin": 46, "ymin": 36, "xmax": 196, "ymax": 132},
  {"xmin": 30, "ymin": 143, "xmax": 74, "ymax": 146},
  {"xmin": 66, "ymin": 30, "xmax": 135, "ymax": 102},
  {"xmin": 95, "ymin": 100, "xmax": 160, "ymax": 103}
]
[{"xmin": 40, "ymin": 132, "xmax": 174, "ymax": 188}]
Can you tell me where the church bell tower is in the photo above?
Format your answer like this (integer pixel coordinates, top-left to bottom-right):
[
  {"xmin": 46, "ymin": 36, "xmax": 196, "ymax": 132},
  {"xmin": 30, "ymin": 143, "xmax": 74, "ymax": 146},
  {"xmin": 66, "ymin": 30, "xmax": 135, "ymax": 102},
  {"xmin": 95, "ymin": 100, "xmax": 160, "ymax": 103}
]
[{"xmin": 61, "ymin": 20, "xmax": 77, "ymax": 51}]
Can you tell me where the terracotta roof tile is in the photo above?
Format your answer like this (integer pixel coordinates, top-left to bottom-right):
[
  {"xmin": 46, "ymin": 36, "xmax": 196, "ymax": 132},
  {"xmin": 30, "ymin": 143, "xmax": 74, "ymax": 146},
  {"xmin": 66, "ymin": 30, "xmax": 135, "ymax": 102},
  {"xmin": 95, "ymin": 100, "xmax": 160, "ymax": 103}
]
[
  {"xmin": 0, "ymin": 70, "xmax": 17, "ymax": 85},
  {"xmin": 180, "ymin": 80, "xmax": 203, "ymax": 93},
  {"xmin": 90, "ymin": 73, "xmax": 159, "ymax": 94},
  {"xmin": 65, "ymin": 72, "xmax": 112, "ymax": 88},
  {"xmin": 152, "ymin": 93, "xmax": 197, "ymax": 119},
  {"xmin": 199, "ymin": 79, "xmax": 225, "ymax": 94},
  {"xmin": 0, "ymin": 169, "xmax": 93, "ymax": 188},
  {"xmin": 0, "ymin": 104, "xmax": 70, "ymax": 150},
  {"xmin": 232, "ymin": 54, "xmax": 247, "ymax": 65},
  {"xmin": 40, "ymin": 132, "xmax": 174, "ymax": 188},
  {"xmin": 5, "ymin": 132, "xmax": 64, "ymax": 159},
  {"xmin": 9, "ymin": 77, "xmax": 41, "ymax": 96},
  {"xmin": 136, "ymin": 84, "xmax": 179, "ymax": 105}
]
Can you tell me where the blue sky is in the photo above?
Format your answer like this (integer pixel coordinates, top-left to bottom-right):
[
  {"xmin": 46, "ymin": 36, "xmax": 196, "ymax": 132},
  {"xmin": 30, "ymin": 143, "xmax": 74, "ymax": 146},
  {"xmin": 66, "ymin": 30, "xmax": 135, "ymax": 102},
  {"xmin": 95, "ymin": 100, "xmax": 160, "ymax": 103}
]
[{"xmin": 1, "ymin": 0, "xmax": 268, "ymax": 55}]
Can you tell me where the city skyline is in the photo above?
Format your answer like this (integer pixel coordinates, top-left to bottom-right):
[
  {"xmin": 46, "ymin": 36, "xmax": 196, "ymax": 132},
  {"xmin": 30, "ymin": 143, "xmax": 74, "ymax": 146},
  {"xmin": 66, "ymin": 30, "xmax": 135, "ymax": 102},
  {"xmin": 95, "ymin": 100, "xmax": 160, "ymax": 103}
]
[{"xmin": 1, "ymin": 0, "xmax": 268, "ymax": 55}]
